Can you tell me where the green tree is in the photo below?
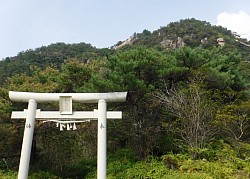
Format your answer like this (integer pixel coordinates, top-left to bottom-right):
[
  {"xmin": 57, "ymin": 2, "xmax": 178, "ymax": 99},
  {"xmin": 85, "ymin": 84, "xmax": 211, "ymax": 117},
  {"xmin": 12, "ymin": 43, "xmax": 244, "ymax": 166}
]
[
  {"xmin": 102, "ymin": 47, "xmax": 187, "ymax": 158},
  {"xmin": 8, "ymin": 66, "xmax": 60, "ymax": 93},
  {"xmin": 216, "ymin": 100, "xmax": 250, "ymax": 141}
]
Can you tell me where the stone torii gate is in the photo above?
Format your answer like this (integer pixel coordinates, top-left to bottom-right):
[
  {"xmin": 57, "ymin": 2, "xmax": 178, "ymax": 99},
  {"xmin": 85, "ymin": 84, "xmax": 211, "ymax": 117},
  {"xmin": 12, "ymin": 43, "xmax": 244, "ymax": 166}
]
[{"xmin": 9, "ymin": 91, "xmax": 127, "ymax": 179}]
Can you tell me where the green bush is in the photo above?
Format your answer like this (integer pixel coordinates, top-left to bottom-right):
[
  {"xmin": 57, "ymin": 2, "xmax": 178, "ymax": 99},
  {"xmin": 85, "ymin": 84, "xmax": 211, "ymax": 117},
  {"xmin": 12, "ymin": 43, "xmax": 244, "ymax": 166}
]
[
  {"xmin": 29, "ymin": 171, "xmax": 61, "ymax": 179},
  {"xmin": 86, "ymin": 142, "xmax": 250, "ymax": 179},
  {"xmin": 0, "ymin": 170, "xmax": 62, "ymax": 179},
  {"xmin": 0, "ymin": 170, "xmax": 17, "ymax": 179},
  {"xmin": 58, "ymin": 159, "xmax": 96, "ymax": 179},
  {"xmin": 161, "ymin": 141, "xmax": 250, "ymax": 179}
]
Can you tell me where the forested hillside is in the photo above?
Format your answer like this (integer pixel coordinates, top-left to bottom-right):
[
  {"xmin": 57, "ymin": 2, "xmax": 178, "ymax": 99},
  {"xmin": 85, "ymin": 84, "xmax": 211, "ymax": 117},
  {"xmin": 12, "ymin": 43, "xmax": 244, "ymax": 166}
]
[
  {"xmin": 0, "ymin": 42, "xmax": 109, "ymax": 84},
  {"xmin": 0, "ymin": 18, "xmax": 250, "ymax": 178}
]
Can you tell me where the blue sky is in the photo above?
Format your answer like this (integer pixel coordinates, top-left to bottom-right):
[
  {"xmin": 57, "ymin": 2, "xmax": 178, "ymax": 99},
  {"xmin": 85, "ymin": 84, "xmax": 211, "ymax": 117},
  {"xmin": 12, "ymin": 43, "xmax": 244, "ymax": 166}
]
[{"xmin": 1, "ymin": 0, "xmax": 250, "ymax": 60}]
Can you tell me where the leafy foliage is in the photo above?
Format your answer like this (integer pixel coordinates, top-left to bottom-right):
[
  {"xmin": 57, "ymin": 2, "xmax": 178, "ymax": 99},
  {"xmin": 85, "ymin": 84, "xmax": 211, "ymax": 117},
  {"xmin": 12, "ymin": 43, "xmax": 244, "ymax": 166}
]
[{"xmin": 88, "ymin": 142, "xmax": 250, "ymax": 179}]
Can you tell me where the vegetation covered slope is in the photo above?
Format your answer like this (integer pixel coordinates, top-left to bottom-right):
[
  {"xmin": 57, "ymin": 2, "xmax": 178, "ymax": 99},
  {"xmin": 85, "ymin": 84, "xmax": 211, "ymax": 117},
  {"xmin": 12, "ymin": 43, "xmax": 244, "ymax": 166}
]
[
  {"xmin": 0, "ymin": 18, "xmax": 250, "ymax": 178},
  {"xmin": 0, "ymin": 42, "xmax": 109, "ymax": 84}
]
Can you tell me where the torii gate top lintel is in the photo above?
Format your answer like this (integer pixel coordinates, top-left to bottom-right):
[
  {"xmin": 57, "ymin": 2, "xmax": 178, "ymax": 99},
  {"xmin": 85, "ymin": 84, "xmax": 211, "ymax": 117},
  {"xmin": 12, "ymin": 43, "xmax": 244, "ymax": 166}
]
[{"xmin": 9, "ymin": 91, "xmax": 127, "ymax": 103}]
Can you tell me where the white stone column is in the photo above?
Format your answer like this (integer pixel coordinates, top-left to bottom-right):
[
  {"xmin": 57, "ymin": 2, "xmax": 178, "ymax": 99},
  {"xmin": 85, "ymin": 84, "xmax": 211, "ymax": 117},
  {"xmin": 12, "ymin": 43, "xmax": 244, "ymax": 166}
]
[
  {"xmin": 97, "ymin": 99, "xmax": 107, "ymax": 179},
  {"xmin": 18, "ymin": 99, "xmax": 37, "ymax": 179}
]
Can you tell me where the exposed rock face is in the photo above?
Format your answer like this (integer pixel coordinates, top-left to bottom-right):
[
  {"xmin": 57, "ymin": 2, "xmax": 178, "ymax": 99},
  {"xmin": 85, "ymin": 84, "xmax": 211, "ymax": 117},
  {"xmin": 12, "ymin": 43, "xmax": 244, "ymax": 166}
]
[
  {"xmin": 160, "ymin": 37, "xmax": 185, "ymax": 49},
  {"xmin": 177, "ymin": 37, "xmax": 185, "ymax": 48},
  {"xmin": 160, "ymin": 38, "xmax": 174, "ymax": 48},
  {"xmin": 113, "ymin": 33, "xmax": 138, "ymax": 50},
  {"xmin": 235, "ymin": 39, "xmax": 250, "ymax": 47},
  {"xmin": 217, "ymin": 38, "xmax": 225, "ymax": 46}
]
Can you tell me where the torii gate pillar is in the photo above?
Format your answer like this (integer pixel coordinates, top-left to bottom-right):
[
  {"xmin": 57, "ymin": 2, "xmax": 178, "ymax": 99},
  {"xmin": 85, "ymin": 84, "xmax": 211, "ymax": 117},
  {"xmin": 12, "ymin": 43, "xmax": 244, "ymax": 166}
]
[
  {"xmin": 18, "ymin": 99, "xmax": 37, "ymax": 179},
  {"xmin": 98, "ymin": 99, "xmax": 107, "ymax": 179}
]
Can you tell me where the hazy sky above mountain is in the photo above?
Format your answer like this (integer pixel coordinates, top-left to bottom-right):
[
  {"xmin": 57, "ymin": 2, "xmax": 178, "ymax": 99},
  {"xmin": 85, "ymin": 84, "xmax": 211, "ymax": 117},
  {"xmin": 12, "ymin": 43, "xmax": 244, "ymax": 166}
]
[{"xmin": 0, "ymin": 0, "xmax": 250, "ymax": 60}]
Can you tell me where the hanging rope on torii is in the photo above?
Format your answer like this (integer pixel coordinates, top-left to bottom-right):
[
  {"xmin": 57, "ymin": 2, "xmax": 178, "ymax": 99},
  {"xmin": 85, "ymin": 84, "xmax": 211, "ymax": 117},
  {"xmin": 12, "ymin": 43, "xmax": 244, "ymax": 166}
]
[{"xmin": 9, "ymin": 91, "xmax": 127, "ymax": 179}]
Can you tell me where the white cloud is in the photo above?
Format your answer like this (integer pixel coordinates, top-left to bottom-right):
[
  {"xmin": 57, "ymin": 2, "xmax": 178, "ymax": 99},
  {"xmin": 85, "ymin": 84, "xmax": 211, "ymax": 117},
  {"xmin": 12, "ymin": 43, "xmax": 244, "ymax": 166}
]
[{"xmin": 216, "ymin": 11, "xmax": 250, "ymax": 40}]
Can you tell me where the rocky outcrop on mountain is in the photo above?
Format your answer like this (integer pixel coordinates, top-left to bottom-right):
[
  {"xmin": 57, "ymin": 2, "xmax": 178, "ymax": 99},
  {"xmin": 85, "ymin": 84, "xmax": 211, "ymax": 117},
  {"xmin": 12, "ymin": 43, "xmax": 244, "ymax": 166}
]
[
  {"xmin": 217, "ymin": 38, "xmax": 225, "ymax": 46},
  {"xmin": 160, "ymin": 37, "xmax": 185, "ymax": 49},
  {"xmin": 235, "ymin": 39, "xmax": 250, "ymax": 47},
  {"xmin": 112, "ymin": 33, "xmax": 138, "ymax": 50},
  {"xmin": 160, "ymin": 38, "xmax": 174, "ymax": 48}
]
